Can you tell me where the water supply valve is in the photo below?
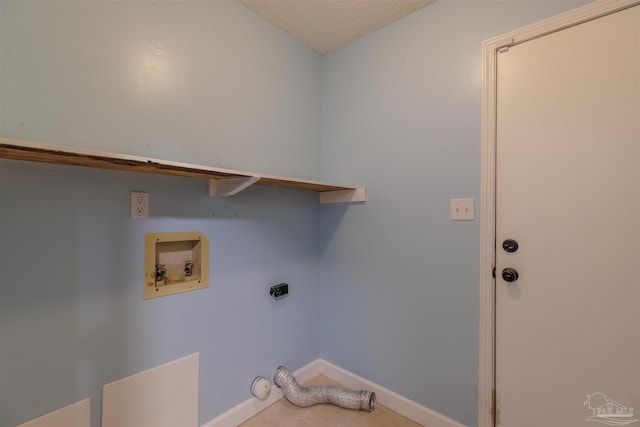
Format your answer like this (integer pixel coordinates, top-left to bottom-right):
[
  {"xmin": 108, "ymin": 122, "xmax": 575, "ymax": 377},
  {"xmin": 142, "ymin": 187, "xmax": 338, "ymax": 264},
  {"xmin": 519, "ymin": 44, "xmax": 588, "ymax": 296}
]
[
  {"xmin": 155, "ymin": 264, "xmax": 167, "ymax": 282},
  {"xmin": 184, "ymin": 261, "xmax": 194, "ymax": 276}
]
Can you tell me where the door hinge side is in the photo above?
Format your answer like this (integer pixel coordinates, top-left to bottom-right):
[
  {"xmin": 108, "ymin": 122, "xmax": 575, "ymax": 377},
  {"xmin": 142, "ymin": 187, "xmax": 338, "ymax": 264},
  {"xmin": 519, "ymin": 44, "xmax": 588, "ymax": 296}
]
[
  {"xmin": 492, "ymin": 388, "xmax": 500, "ymax": 426},
  {"xmin": 491, "ymin": 388, "xmax": 496, "ymax": 425},
  {"xmin": 496, "ymin": 37, "xmax": 514, "ymax": 53}
]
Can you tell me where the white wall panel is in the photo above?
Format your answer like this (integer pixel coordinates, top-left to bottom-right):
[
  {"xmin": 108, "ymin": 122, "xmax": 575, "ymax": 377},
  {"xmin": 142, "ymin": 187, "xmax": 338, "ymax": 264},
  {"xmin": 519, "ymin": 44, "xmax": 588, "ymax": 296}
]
[
  {"xmin": 102, "ymin": 353, "xmax": 198, "ymax": 427},
  {"xmin": 17, "ymin": 399, "xmax": 89, "ymax": 427}
]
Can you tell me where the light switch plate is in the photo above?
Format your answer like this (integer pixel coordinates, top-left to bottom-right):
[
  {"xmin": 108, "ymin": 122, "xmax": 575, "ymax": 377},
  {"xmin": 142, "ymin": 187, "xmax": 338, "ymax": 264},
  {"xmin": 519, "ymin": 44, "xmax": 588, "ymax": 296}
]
[{"xmin": 451, "ymin": 198, "xmax": 474, "ymax": 220}]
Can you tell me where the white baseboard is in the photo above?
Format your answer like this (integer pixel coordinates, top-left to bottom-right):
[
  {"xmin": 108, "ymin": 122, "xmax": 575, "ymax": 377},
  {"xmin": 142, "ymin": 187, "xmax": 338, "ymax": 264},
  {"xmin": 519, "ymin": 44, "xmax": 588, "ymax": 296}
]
[{"xmin": 202, "ymin": 359, "xmax": 464, "ymax": 427}]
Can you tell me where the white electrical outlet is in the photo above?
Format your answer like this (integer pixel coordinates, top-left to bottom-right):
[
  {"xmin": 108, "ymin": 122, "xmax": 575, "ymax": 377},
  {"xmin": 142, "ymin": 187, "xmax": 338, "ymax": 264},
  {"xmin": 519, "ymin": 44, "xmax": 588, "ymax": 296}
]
[
  {"xmin": 451, "ymin": 198, "xmax": 474, "ymax": 220},
  {"xmin": 131, "ymin": 192, "xmax": 149, "ymax": 218}
]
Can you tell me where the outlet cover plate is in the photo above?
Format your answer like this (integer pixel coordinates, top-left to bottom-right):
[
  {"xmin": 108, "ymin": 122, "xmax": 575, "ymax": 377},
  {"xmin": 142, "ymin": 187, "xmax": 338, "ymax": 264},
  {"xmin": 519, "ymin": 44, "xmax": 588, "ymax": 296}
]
[{"xmin": 130, "ymin": 192, "xmax": 149, "ymax": 218}]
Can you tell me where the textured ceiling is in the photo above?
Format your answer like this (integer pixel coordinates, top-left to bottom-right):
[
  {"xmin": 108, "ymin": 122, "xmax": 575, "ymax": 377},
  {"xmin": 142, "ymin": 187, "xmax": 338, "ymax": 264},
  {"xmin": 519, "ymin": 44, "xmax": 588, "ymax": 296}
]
[{"xmin": 240, "ymin": 0, "xmax": 434, "ymax": 54}]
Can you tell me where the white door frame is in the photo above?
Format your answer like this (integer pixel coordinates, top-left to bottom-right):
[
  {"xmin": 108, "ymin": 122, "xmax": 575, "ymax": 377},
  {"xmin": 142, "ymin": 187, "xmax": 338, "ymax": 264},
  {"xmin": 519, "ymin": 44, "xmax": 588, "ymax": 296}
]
[{"xmin": 478, "ymin": 1, "xmax": 640, "ymax": 425}]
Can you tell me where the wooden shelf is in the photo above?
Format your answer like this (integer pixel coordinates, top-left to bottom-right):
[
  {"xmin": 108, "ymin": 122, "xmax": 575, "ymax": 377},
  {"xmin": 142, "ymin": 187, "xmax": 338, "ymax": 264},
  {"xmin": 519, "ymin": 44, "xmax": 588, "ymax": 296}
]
[{"xmin": 0, "ymin": 138, "xmax": 366, "ymax": 203}]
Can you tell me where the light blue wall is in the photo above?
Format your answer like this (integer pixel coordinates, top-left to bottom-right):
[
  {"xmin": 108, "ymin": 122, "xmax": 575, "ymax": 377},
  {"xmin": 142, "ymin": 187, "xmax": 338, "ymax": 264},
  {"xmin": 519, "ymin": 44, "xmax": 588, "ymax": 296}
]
[
  {"xmin": 319, "ymin": 1, "xmax": 588, "ymax": 425},
  {"xmin": 1, "ymin": 1, "xmax": 595, "ymax": 427},
  {"xmin": 0, "ymin": 160, "xmax": 323, "ymax": 427},
  {"xmin": 0, "ymin": 0, "xmax": 322, "ymax": 180},
  {"xmin": 0, "ymin": 1, "xmax": 323, "ymax": 426}
]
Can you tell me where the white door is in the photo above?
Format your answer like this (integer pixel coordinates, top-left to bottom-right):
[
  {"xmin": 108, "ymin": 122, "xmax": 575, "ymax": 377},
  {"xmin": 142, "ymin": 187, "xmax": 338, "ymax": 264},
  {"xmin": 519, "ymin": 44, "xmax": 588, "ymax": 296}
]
[{"xmin": 495, "ymin": 5, "xmax": 640, "ymax": 426}]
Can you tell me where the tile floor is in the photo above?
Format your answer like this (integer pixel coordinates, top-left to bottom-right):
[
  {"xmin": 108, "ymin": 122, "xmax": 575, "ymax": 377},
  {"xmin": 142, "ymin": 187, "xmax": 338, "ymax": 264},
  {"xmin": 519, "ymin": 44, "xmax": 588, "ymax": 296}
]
[{"xmin": 239, "ymin": 374, "xmax": 423, "ymax": 427}]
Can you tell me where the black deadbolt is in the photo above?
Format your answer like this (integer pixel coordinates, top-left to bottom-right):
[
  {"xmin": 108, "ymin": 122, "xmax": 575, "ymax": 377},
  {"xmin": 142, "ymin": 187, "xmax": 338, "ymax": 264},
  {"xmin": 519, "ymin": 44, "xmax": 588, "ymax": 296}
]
[
  {"xmin": 502, "ymin": 239, "xmax": 519, "ymax": 253},
  {"xmin": 502, "ymin": 268, "xmax": 519, "ymax": 282}
]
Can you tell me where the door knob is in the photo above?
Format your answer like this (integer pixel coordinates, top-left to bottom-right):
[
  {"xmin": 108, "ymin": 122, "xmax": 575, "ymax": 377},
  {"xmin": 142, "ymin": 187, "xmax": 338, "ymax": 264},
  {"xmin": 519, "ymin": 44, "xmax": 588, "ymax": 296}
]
[
  {"xmin": 502, "ymin": 239, "xmax": 519, "ymax": 253},
  {"xmin": 502, "ymin": 268, "xmax": 519, "ymax": 282}
]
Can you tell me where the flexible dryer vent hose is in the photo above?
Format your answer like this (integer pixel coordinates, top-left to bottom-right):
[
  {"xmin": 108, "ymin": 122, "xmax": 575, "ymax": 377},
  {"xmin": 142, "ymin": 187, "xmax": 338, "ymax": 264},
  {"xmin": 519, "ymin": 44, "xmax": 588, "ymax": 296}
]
[{"xmin": 273, "ymin": 366, "xmax": 376, "ymax": 412}]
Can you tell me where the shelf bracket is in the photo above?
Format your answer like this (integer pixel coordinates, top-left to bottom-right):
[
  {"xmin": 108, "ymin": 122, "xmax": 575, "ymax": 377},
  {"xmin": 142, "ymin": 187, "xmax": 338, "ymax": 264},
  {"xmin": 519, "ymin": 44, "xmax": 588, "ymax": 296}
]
[
  {"xmin": 208, "ymin": 176, "xmax": 260, "ymax": 196},
  {"xmin": 319, "ymin": 188, "xmax": 367, "ymax": 204}
]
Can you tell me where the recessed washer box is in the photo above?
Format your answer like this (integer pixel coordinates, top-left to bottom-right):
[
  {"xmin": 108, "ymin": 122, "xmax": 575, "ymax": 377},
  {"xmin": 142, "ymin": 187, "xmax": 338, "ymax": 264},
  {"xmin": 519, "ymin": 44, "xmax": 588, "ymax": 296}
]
[{"xmin": 145, "ymin": 232, "xmax": 209, "ymax": 299}]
